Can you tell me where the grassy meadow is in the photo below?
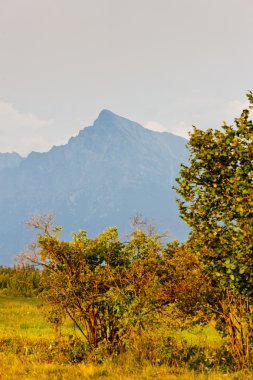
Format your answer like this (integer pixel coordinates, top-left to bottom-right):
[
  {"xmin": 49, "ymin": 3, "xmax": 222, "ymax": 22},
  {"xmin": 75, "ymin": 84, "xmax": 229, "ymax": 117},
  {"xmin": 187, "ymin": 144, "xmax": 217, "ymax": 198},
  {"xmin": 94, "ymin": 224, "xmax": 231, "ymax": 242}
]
[{"xmin": 0, "ymin": 296, "xmax": 252, "ymax": 379}]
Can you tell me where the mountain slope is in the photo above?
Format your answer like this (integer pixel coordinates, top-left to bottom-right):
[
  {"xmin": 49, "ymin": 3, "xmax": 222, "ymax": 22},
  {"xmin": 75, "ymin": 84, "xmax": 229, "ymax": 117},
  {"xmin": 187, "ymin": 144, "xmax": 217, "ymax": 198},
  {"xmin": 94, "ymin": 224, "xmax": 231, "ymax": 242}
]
[
  {"xmin": 0, "ymin": 152, "xmax": 23, "ymax": 172},
  {"xmin": 0, "ymin": 110, "xmax": 189, "ymax": 265}
]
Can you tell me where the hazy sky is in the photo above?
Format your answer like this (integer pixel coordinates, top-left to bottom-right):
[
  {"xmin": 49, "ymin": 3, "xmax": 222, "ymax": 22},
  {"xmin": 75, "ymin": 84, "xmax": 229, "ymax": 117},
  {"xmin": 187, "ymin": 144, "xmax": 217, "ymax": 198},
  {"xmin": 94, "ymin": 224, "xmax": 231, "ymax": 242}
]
[{"xmin": 0, "ymin": 0, "xmax": 252, "ymax": 156}]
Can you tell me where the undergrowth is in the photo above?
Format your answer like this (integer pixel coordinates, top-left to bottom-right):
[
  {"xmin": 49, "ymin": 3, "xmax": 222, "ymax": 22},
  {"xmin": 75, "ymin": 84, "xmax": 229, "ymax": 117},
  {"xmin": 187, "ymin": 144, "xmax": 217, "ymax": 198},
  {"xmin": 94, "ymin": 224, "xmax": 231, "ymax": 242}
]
[{"xmin": 0, "ymin": 297, "xmax": 252, "ymax": 379}]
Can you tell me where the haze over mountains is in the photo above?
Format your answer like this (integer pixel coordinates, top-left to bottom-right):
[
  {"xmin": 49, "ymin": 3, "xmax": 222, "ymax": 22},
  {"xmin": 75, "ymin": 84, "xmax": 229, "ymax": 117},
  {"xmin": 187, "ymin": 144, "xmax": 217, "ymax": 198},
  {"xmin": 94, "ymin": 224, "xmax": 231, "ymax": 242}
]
[
  {"xmin": 0, "ymin": 152, "xmax": 23, "ymax": 171},
  {"xmin": 0, "ymin": 110, "xmax": 189, "ymax": 265}
]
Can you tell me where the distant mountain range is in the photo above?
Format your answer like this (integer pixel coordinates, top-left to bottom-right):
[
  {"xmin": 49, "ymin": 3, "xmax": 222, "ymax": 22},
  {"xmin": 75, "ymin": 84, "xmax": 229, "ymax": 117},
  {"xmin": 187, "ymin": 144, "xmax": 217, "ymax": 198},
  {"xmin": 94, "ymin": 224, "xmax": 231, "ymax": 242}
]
[
  {"xmin": 0, "ymin": 152, "xmax": 23, "ymax": 171},
  {"xmin": 0, "ymin": 110, "xmax": 189, "ymax": 265}
]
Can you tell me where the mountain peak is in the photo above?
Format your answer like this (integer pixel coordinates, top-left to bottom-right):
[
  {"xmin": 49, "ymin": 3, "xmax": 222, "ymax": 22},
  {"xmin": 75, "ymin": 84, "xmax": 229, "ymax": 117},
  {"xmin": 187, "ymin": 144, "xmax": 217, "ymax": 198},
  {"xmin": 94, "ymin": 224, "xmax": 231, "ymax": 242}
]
[
  {"xmin": 0, "ymin": 109, "xmax": 189, "ymax": 265},
  {"xmin": 94, "ymin": 109, "xmax": 144, "ymax": 135},
  {"xmin": 98, "ymin": 109, "xmax": 116, "ymax": 118},
  {"xmin": 95, "ymin": 109, "xmax": 124, "ymax": 126}
]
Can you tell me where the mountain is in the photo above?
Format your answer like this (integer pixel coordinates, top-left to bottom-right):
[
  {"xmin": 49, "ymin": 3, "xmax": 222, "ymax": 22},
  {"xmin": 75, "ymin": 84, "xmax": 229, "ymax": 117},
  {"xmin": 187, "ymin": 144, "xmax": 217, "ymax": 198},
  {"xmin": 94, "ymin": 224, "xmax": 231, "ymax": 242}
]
[
  {"xmin": 0, "ymin": 110, "xmax": 189, "ymax": 265},
  {"xmin": 0, "ymin": 152, "xmax": 23, "ymax": 172}
]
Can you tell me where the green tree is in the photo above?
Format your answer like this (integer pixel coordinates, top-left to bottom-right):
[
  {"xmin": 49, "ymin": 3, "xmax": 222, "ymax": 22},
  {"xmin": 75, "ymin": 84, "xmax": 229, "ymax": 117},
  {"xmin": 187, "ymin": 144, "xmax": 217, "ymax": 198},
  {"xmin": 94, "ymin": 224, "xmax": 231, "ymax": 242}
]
[
  {"xmin": 24, "ymin": 215, "xmax": 174, "ymax": 355},
  {"xmin": 23, "ymin": 214, "xmax": 208, "ymax": 358},
  {"xmin": 175, "ymin": 92, "xmax": 253, "ymax": 365}
]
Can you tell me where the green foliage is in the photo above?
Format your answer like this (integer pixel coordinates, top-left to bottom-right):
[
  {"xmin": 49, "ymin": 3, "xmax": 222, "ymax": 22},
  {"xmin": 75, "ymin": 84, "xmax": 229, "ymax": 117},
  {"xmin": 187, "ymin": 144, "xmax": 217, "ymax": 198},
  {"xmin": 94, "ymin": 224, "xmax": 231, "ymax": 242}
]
[
  {"xmin": 24, "ymin": 216, "xmax": 209, "ymax": 356},
  {"xmin": 0, "ymin": 265, "xmax": 41, "ymax": 297},
  {"xmin": 25, "ymin": 218, "xmax": 171, "ymax": 353},
  {"xmin": 2, "ymin": 296, "xmax": 252, "ymax": 377},
  {"xmin": 164, "ymin": 241, "xmax": 213, "ymax": 323},
  {"xmin": 175, "ymin": 92, "xmax": 253, "ymax": 297},
  {"xmin": 174, "ymin": 92, "xmax": 253, "ymax": 366}
]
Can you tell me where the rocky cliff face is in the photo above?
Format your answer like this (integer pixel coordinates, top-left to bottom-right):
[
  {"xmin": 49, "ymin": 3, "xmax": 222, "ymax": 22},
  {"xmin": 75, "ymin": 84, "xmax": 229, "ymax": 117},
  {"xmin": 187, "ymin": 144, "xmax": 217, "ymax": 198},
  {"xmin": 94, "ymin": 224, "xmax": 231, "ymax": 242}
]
[{"xmin": 0, "ymin": 110, "xmax": 189, "ymax": 265}]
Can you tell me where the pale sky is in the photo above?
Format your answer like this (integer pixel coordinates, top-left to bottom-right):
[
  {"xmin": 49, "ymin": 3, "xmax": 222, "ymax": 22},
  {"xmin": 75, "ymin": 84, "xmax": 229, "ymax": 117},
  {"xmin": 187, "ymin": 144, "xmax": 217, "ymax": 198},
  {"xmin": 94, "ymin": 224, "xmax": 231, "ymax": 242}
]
[{"xmin": 0, "ymin": 0, "xmax": 252, "ymax": 156}]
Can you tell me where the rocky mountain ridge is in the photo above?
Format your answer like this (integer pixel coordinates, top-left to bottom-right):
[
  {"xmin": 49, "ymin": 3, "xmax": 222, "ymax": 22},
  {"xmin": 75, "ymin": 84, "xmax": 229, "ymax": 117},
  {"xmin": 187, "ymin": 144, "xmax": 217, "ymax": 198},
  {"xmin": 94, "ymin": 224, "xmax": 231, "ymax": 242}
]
[{"xmin": 0, "ymin": 110, "xmax": 189, "ymax": 265}]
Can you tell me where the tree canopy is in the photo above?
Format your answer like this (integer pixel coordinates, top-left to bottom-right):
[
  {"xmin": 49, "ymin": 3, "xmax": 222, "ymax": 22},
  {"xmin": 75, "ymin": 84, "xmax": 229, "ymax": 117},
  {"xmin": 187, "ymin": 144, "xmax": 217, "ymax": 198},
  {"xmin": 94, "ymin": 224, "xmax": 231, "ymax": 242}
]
[
  {"xmin": 175, "ymin": 91, "xmax": 253, "ymax": 298},
  {"xmin": 23, "ymin": 215, "xmax": 207, "ymax": 356},
  {"xmin": 175, "ymin": 91, "xmax": 253, "ymax": 365}
]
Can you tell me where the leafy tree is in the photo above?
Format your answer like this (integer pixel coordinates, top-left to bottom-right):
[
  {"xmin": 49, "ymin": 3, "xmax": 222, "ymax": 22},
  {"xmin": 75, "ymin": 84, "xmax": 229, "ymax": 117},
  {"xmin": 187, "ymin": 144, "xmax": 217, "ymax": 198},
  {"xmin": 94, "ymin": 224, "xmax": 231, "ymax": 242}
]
[
  {"xmin": 23, "ymin": 214, "xmax": 208, "ymax": 357},
  {"xmin": 24, "ymin": 216, "xmax": 171, "ymax": 354},
  {"xmin": 175, "ymin": 92, "xmax": 253, "ymax": 365}
]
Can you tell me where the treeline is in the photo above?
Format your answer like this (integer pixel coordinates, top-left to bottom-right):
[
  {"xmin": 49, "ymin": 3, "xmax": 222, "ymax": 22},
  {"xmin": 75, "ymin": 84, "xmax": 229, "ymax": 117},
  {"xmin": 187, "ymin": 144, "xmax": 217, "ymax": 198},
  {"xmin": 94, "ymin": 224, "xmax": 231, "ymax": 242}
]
[{"xmin": 0, "ymin": 265, "xmax": 41, "ymax": 296}]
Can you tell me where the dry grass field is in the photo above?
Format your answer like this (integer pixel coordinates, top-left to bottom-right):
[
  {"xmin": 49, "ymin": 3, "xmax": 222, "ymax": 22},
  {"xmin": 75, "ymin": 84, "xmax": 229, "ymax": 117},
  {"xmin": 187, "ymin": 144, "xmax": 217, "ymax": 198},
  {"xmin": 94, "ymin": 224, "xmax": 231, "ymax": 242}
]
[{"xmin": 0, "ymin": 297, "xmax": 252, "ymax": 380}]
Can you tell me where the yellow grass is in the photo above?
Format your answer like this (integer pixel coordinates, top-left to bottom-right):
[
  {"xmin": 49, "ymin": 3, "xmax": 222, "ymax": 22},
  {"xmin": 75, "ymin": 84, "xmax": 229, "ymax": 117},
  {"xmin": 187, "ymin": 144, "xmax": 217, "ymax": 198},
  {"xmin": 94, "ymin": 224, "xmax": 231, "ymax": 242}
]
[
  {"xmin": 0, "ymin": 297, "xmax": 252, "ymax": 379},
  {"xmin": 0, "ymin": 353, "xmax": 253, "ymax": 380}
]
